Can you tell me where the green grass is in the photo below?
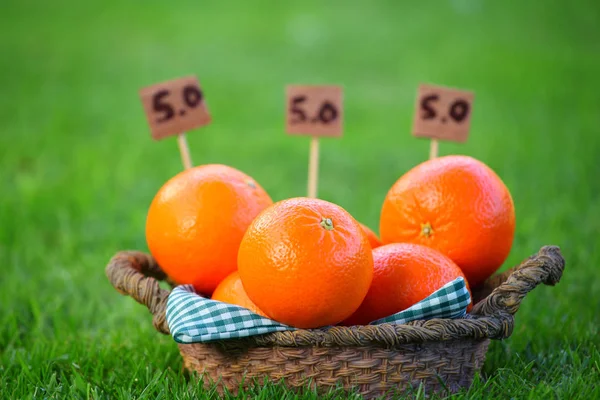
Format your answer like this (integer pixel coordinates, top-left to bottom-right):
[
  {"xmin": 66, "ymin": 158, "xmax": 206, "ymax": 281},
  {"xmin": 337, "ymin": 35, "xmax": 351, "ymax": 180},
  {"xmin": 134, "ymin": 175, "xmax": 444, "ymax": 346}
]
[{"xmin": 1, "ymin": 0, "xmax": 599, "ymax": 398}]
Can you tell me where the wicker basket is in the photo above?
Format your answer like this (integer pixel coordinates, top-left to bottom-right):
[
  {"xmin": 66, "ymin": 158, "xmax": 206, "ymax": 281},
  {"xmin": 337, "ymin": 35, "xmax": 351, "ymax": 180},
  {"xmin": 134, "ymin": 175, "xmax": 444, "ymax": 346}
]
[{"xmin": 106, "ymin": 245, "xmax": 564, "ymax": 399}]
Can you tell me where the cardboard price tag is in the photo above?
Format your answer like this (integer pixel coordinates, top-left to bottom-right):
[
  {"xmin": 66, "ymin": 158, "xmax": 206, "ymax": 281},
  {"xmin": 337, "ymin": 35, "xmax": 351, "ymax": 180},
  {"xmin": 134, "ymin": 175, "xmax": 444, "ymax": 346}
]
[
  {"xmin": 140, "ymin": 76, "xmax": 211, "ymax": 140},
  {"xmin": 285, "ymin": 85, "xmax": 343, "ymax": 137},
  {"xmin": 412, "ymin": 84, "xmax": 474, "ymax": 143}
]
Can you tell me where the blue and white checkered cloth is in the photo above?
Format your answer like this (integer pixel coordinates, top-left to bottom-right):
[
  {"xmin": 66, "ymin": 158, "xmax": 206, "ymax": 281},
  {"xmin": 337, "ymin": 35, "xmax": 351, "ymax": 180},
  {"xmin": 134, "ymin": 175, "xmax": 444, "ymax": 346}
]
[{"xmin": 166, "ymin": 277, "xmax": 470, "ymax": 344}]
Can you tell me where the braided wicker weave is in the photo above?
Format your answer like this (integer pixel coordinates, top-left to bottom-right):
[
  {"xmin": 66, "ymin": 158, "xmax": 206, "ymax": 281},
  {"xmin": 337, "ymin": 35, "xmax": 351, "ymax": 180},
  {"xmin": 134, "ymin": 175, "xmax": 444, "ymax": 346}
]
[{"xmin": 106, "ymin": 245, "xmax": 564, "ymax": 399}]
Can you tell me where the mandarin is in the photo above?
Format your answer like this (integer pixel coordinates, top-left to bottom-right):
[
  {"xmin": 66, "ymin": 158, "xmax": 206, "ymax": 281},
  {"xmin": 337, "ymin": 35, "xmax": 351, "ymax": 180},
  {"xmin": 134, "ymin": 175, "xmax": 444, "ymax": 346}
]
[
  {"xmin": 211, "ymin": 271, "xmax": 267, "ymax": 317},
  {"xmin": 343, "ymin": 243, "xmax": 472, "ymax": 326},
  {"xmin": 238, "ymin": 198, "xmax": 373, "ymax": 329},
  {"xmin": 380, "ymin": 155, "xmax": 515, "ymax": 287},
  {"xmin": 359, "ymin": 223, "xmax": 382, "ymax": 249},
  {"xmin": 145, "ymin": 164, "xmax": 272, "ymax": 294}
]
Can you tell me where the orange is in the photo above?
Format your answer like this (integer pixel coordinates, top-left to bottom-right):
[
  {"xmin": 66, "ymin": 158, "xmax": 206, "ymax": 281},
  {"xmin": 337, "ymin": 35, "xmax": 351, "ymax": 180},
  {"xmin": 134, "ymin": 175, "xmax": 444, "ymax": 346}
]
[
  {"xmin": 359, "ymin": 223, "xmax": 382, "ymax": 249},
  {"xmin": 211, "ymin": 271, "xmax": 267, "ymax": 317},
  {"xmin": 343, "ymin": 243, "xmax": 472, "ymax": 326},
  {"xmin": 145, "ymin": 164, "xmax": 272, "ymax": 294},
  {"xmin": 380, "ymin": 155, "xmax": 515, "ymax": 288},
  {"xmin": 238, "ymin": 197, "xmax": 374, "ymax": 329}
]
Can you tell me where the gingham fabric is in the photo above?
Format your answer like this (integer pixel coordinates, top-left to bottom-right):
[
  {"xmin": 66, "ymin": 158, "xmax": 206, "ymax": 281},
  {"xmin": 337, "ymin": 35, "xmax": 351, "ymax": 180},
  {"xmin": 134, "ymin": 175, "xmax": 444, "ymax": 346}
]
[
  {"xmin": 368, "ymin": 277, "xmax": 470, "ymax": 325},
  {"xmin": 166, "ymin": 277, "xmax": 471, "ymax": 344}
]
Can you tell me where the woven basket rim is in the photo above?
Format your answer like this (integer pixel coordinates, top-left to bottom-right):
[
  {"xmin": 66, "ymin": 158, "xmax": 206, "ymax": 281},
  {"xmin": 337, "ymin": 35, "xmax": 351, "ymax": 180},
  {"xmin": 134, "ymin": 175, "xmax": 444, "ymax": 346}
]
[{"xmin": 105, "ymin": 245, "xmax": 564, "ymax": 347}]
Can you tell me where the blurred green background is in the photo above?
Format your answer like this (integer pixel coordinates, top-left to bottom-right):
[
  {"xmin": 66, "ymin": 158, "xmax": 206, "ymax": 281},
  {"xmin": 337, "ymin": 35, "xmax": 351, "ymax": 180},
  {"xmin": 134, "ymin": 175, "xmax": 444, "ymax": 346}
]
[{"xmin": 1, "ymin": 0, "xmax": 599, "ymax": 398}]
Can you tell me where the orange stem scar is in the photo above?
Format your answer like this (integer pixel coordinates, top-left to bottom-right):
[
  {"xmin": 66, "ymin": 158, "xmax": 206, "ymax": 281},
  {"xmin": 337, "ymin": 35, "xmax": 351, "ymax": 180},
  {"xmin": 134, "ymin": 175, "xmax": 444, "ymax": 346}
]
[
  {"xmin": 420, "ymin": 222, "xmax": 434, "ymax": 238},
  {"xmin": 320, "ymin": 218, "xmax": 334, "ymax": 231}
]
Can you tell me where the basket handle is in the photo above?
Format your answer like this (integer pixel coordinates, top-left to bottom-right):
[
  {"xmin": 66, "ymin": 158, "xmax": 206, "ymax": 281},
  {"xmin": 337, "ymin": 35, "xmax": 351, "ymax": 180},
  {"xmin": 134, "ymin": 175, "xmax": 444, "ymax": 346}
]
[
  {"xmin": 471, "ymin": 245, "xmax": 565, "ymax": 318},
  {"xmin": 105, "ymin": 251, "xmax": 171, "ymax": 335}
]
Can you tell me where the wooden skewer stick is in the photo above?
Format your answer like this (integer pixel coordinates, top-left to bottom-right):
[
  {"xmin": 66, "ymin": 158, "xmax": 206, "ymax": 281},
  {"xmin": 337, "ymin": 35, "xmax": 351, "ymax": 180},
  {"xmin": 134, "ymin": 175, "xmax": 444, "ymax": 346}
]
[
  {"xmin": 177, "ymin": 133, "xmax": 193, "ymax": 170},
  {"xmin": 307, "ymin": 136, "xmax": 320, "ymax": 198},
  {"xmin": 429, "ymin": 139, "xmax": 439, "ymax": 160}
]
